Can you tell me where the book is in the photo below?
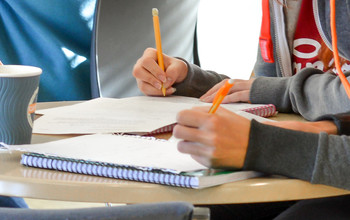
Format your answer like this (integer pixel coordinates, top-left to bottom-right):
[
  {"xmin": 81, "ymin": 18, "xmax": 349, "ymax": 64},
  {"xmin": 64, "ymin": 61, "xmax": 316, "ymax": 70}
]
[
  {"xmin": 2, "ymin": 134, "xmax": 262, "ymax": 189},
  {"xmin": 34, "ymin": 96, "xmax": 276, "ymax": 135}
]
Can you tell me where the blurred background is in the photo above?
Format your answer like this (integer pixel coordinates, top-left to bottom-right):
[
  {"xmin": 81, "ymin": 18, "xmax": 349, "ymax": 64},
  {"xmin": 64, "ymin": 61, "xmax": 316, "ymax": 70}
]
[{"xmin": 197, "ymin": 0, "xmax": 261, "ymax": 79}]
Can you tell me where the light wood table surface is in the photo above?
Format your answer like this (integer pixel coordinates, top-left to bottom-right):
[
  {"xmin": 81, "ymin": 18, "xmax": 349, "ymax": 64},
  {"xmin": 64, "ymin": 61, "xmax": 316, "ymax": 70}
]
[{"xmin": 0, "ymin": 101, "xmax": 349, "ymax": 204}]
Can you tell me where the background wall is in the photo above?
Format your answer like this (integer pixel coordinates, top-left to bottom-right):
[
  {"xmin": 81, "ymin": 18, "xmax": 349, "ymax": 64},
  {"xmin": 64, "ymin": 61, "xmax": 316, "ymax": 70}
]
[{"xmin": 197, "ymin": 0, "xmax": 261, "ymax": 79}]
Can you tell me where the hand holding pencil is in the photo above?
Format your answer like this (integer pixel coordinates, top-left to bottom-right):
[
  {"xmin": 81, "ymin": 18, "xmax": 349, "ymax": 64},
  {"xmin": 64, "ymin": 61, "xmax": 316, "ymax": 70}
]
[{"xmin": 132, "ymin": 10, "xmax": 188, "ymax": 96}]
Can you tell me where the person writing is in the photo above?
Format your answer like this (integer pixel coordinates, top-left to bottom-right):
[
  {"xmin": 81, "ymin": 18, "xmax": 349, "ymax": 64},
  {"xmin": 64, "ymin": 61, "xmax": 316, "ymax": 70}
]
[
  {"xmin": 133, "ymin": 0, "xmax": 350, "ymax": 120},
  {"xmin": 133, "ymin": 0, "xmax": 350, "ymax": 218}
]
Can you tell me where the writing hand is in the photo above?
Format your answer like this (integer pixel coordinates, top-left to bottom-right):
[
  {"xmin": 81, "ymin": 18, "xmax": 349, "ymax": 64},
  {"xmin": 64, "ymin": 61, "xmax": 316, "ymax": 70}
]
[
  {"xmin": 173, "ymin": 106, "xmax": 250, "ymax": 169},
  {"xmin": 200, "ymin": 78, "xmax": 255, "ymax": 103},
  {"xmin": 132, "ymin": 48, "xmax": 188, "ymax": 96}
]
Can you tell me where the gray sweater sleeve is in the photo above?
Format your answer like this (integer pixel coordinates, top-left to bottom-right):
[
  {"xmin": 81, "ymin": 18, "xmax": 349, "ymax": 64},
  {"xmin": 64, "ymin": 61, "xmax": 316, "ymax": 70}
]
[
  {"xmin": 250, "ymin": 68, "xmax": 350, "ymax": 120},
  {"xmin": 173, "ymin": 59, "xmax": 228, "ymax": 98},
  {"xmin": 244, "ymin": 120, "xmax": 350, "ymax": 190}
]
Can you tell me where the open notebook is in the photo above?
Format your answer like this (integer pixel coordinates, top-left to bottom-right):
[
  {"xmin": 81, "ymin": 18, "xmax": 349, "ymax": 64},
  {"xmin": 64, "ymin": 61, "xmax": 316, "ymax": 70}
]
[
  {"xmin": 2, "ymin": 134, "xmax": 262, "ymax": 189},
  {"xmin": 34, "ymin": 96, "xmax": 276, "ymax": 135}
]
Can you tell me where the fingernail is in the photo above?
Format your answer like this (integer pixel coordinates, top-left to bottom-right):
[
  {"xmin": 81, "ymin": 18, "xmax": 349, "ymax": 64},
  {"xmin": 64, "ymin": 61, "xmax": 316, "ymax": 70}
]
[
  {"xmin": 154, "ymin": 82, "xmax": 162, "ymax": 90},
  {"xmin": 202, "ymin": 96, "xmax": 211, "ymax": 102},
  {"xmin": 170, "ymin": 87, "xmax": 176, "ymax": 93},
  {"xmin": 166, "ymin": 77, "xmax": 173, "ymax": 83},
  {"xmin": 158, "ymin": 74, "xmax": 166, "ymax": 83}
]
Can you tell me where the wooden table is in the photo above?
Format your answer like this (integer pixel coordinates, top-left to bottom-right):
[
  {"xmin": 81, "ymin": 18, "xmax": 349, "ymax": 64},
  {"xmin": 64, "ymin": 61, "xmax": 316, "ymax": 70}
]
[{"xmin": 0, "ymin": 101, "xmax": 349, "ymax": 204}]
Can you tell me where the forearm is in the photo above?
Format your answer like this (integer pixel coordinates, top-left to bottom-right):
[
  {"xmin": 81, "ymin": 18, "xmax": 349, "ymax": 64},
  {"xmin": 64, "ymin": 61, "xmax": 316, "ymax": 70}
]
[
  {"xmin": 316, "ymin": 112, "xmax": 350, "ymax": 135},
  {"xmin": 244, "ymin": 120, "xmax": 350, "ymax": 190},
  {"xmin": 173, "ymin": 59, "xmax": 228, "ymax": 98}
]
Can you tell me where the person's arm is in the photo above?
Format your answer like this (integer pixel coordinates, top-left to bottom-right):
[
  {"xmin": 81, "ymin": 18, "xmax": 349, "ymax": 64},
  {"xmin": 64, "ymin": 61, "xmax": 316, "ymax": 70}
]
[
  {"xmin": 244, "ymin": 119, "xmax": 350, "ymax": 190},
  {"xmin": 173, "ymin": 59, "xmax": 228, "ymax": 98},
  {"xmin": 263, "ymin": 120, "xmax": 337, "ymax": 134},
  {"xmin": 250, "ymin": 68, "xmax": 350, "ymax": 120},
  {"xmin": 133, "ymin": 48, "xmax": 228, "ymax": 97},
  {"xmin": 316, "ymin": 112, "xmax": 350, "ymax": 135},
  {"xmin": 174, "ymin": 106, "xmax": 350, "ymax": 190}
]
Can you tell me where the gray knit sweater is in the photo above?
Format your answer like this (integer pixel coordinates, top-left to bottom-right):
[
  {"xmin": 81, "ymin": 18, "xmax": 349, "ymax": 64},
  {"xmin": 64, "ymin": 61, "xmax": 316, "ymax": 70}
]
[{"xmin": 173, "ymin": 0, "xmax": 350, "ymax": 190}]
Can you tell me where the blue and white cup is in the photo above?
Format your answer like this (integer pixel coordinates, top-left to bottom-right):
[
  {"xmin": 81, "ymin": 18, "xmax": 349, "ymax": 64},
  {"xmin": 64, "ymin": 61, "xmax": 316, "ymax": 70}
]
[{"xmin": 0, "ymin": 65, "xmax": 42, "ymax": 145}]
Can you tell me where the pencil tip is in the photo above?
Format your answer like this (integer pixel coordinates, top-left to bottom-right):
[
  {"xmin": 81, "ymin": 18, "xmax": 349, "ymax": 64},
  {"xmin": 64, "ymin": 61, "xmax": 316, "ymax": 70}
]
[
  {"xmin": 162, "ymin": 87, "xmax": 166, "ymax": 96},
  {"xmin": 152, "ymin": 8, "xmax": 159, "ymax": 16}
]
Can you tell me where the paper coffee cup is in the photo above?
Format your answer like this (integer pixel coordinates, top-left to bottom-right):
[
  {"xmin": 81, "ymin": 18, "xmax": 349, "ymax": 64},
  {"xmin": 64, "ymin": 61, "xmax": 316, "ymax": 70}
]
[{"xmin": 0, "ymin": 65, "xmax": 42, "ymax": 145}]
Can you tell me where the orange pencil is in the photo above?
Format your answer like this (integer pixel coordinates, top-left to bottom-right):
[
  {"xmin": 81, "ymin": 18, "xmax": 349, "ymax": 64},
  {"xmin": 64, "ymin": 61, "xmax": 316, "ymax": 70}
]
[
  {"xmin": 330, "ymin": 0, "xmax": 350, "ymax": 99},
  {"xmin": 152, "ymin": 8, "xmax": 166, "ymax": 96},
  {"xmin": 209, "ymin": 79, "xmax": 234, "ymax": 114}
]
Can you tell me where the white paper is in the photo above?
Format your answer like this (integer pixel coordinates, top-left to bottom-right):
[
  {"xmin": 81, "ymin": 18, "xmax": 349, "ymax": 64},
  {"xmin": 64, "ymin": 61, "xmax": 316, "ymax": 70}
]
[
  {"xmin": 34, "ymin": 96, "xmax": 274, "ymax": 134},
  {"xmin": 6, "ymin": 134, "xmax": 206, "ymax": 172}
]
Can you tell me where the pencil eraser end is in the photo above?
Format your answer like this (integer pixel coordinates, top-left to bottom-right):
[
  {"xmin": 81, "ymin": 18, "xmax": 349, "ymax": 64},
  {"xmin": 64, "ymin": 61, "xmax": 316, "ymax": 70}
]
[{"xmin": 152, "ymin": 8, "xmax": 159, "ymax": 16}]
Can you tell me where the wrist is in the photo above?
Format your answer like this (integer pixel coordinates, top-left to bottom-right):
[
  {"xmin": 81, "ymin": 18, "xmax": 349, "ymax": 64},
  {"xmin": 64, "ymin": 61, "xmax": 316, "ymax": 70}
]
[
  {"xmin": 311, "ymin": 121, "xmax": 337, "ymax": 134},
  {"xmin": 176, "ymin": 59, "xmax": 188, "ymax": 83},
  {"xmin": 315, "ymin": 113, "xmax": 350, "ymax": 135}
]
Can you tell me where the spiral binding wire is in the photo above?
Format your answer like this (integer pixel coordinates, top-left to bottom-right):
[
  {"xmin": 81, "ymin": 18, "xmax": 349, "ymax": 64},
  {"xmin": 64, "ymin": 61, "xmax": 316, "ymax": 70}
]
[{"xmin": 21, "ymin": 152, "xmax": 199, "ymax": 188}]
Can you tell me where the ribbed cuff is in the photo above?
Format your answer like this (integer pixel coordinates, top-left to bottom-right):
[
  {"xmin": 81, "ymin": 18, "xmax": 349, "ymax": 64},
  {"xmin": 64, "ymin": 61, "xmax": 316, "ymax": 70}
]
[
  {"xmin": 243, "ymin": 120, "xmax": 319, "ymax": 181},
  {"xmin": 250, "ymin": 77, "xmax": 292, "ymax": 112},
  {"xmin": 173, "ymin": 58, "xmax": 227, "ymax": 98}
]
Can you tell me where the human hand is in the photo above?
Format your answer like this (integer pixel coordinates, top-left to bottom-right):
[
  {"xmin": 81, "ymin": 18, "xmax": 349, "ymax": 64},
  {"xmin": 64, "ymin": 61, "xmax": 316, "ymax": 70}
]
[
  {"xmin": 132, "ymin": 48, "xmax": 188, "ymax": 96},
  {"xmin": 263, "ymin": 120, "xmax": 338, "ymax": 134},
  {"xmin": 173, "ymin": 106, "xmax": 251, "ymax": 169},
  {"xmin": 200, "ymin": 78, "xmax": 255, "ymax": 103}
]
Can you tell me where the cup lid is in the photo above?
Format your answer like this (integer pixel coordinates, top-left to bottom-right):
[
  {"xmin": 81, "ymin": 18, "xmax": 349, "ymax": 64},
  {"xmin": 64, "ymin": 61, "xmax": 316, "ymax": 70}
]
[{"xmin": 0, "ymin": 65, "xmax": 42, "ymax": 77}]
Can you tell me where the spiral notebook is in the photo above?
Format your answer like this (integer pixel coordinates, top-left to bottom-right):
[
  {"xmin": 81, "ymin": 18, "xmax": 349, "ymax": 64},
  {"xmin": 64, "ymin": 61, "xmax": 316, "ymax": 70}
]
[
  {"xmin": 2, "ymin": 134, "xmax": 262, "ymax": 189},
  {"xmin": 33, "ymin": 96, "xmax": 276, "ymax": 135}
]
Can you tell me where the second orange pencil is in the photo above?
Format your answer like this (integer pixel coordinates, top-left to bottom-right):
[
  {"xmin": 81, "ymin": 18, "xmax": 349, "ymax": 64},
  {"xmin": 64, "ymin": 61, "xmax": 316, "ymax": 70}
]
[{"xmin": 209, "ymin": 79, "xmax": 234, "ymax": 114}]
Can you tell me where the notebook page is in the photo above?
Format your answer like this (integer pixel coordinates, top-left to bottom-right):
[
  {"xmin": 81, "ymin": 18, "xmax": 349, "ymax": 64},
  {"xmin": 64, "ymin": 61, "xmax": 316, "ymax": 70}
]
[
  {"xmin": 34, "ymin": 97, "xmax": 196, "ymax": 134},
  {"xmin": 34, "ymin": 96, "xmax": 274, "ymax": 134},
  {"xmin": 6, "ymin": 134, "xmax": 206, "ymax": 172}
]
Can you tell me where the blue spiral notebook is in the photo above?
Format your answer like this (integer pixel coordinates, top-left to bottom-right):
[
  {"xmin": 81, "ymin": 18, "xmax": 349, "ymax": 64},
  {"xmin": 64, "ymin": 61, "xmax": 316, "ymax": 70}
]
[{"xmin": 3, "ymin": 134, "xmax": 262, "ymax": 189}]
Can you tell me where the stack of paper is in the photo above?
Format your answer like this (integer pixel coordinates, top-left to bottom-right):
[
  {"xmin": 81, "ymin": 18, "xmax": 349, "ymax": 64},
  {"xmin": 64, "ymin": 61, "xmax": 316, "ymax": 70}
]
[{"xmin": 34, "ymin": 96, "xmax": 276, "ymax": 135}]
